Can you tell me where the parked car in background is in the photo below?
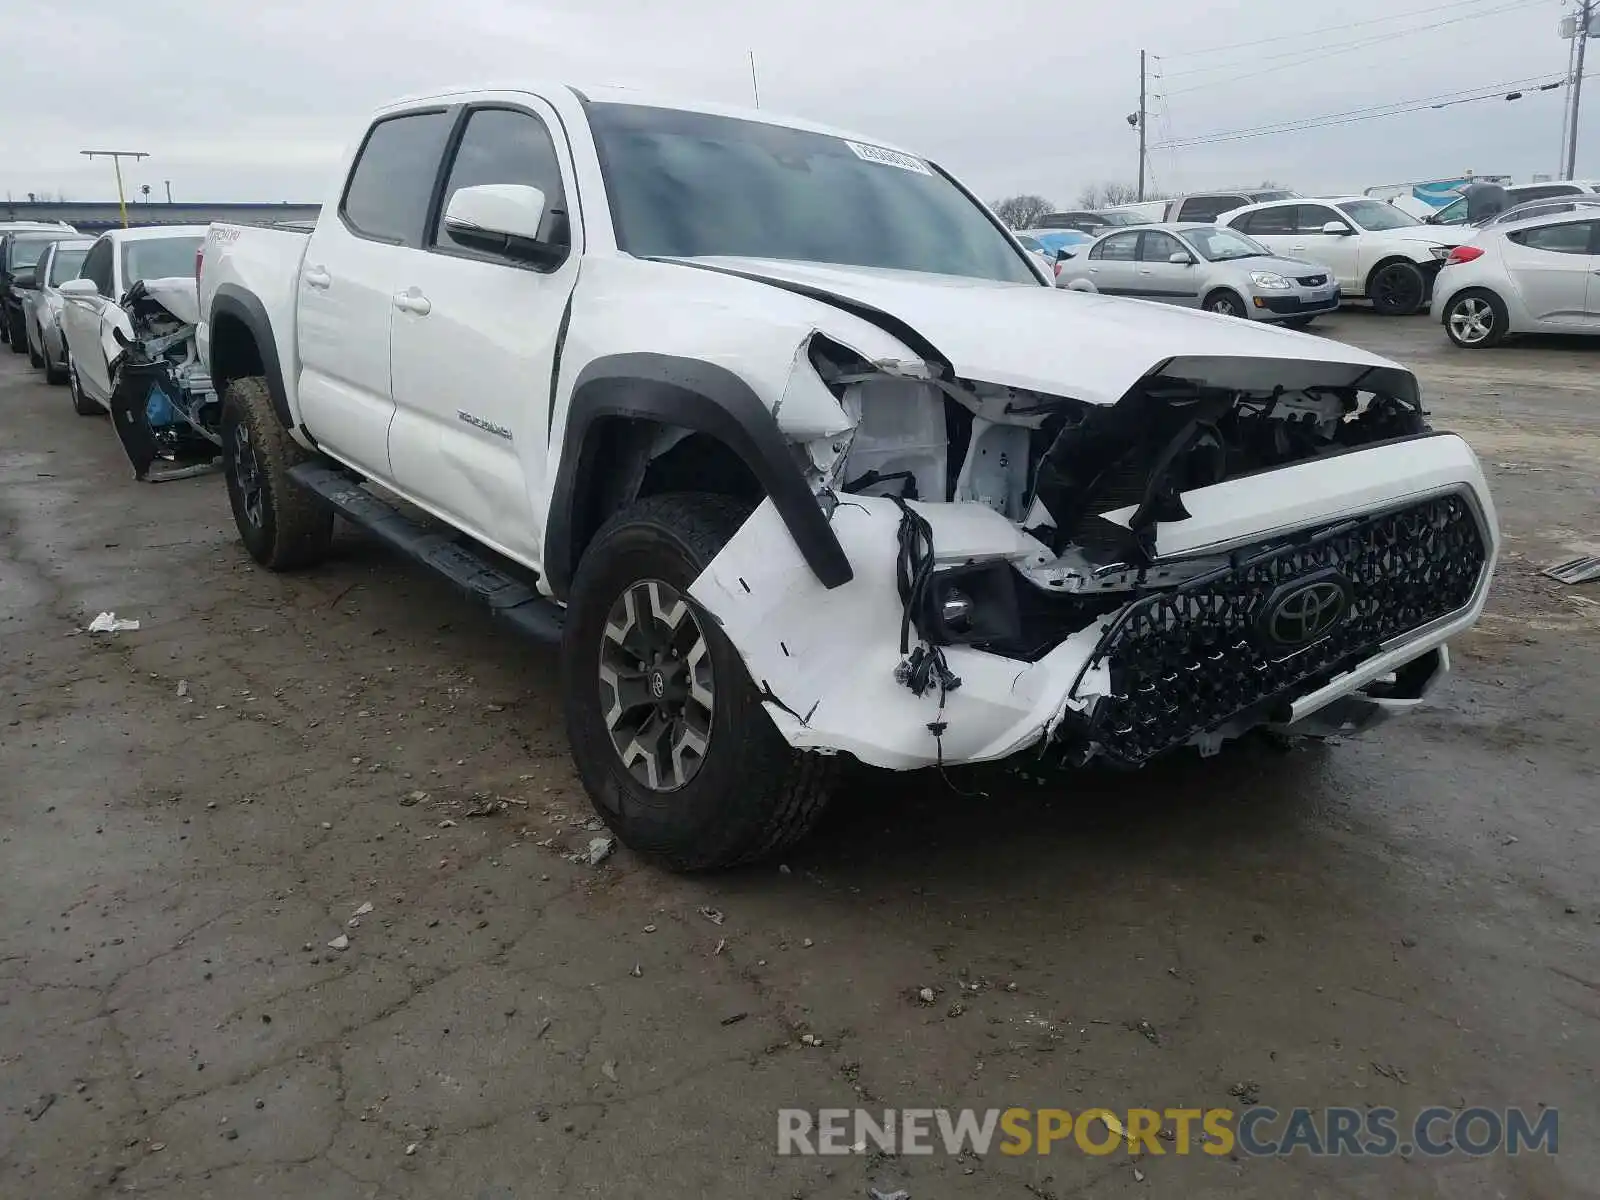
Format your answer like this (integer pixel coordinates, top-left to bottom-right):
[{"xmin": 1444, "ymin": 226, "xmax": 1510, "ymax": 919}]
[
  {"xmin": 1014, "ymin": 233, "xmax": 1057, "ymax": 275},
  {"xmin": 1, "ymin": 227, "xmax": 80, "ymax": 351},
  {"xmin": 1015, "ymin": 228, "xmax": 1094, "ymax": 280},
  {"xmin": 58, "ymin": 226, "xmax": 209, "ymax": 415},
  {"xmin": 1430, "ymin": 209, "xmax": 1600, "ymax": 348},
  {"xmin": 1218, "ymin": 197, "xmax": 1467, "ymax": 315},
  {"xmin": 1480, "ymin": 195, "xmax": 1600, "ymax": 228},
  {"xmin": 1162, "ymin": 189, "xmax": 1297, "ymax": 223},
  {"xmin": 1056, "ymin": 223, "xmax": 1338, "ymax": 324},
  {"xmin": 1425, "ymin": 181, "xmax": 1600, "ymax": 227},
  {"xmin": 20, "ymin": 238, "xmax": 93, "ymax": 384},
  {"xmin": 1036, "ymin": 209, "xmax": 1148, "ymax": 235}
]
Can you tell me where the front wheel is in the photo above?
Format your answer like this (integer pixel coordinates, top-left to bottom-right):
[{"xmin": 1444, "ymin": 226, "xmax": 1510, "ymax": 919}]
[
  {"xmin": 1204, "ymin": 289, "xmax": 1247, "ymax": 318},
  {"xmin": 1368, "ymin": 261, "xmax": 1427, "ymax": 316},
  {"xmin": 219, "ymin": 376, "xmax": 333, "ymax": 569},
  {"xmin": 562, "ymin": 493, "xmax": 836, "ymax": 871},
  {"xmin": 1444, "ymin": 290, "xmax": 1508, "ymax": 349},
  {"xmin": 1282, "ymin": 315, "xmax": 1318, "ymax": 330}
]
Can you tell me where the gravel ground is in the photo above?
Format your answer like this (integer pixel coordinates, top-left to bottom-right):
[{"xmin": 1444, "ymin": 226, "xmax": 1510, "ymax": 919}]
[{"xmin": 1, "ymin": 310, "xmax": 1597, "ymax": 1199}]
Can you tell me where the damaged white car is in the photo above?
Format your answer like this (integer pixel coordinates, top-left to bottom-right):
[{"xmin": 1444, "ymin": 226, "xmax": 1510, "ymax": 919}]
[
  {"xmin": 59, "ymin": 226, "xmax": 220, "ymax": 479},
  {"xmin": 196, "ymin": 86, "xmax": 1498, "ymax": 870}
]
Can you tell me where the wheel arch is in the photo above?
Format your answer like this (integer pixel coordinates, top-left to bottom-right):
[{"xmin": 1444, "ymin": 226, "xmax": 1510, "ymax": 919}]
[
  {"xmin": 544, "ymin": 353, "xmax": 853, "ymax": 602},
  {"xmin": 1363, "ymin": 253, "xmax": 1429, "ymax": 300},
  {"xmin": 208, "ymin": 285, "xmax": 293, "ymax": 432}
]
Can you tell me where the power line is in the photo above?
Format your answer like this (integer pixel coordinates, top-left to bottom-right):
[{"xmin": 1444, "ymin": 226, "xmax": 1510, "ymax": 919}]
[
  {"xmin": 1163, "ymin": 0, "xmax": 1538, "ymax": 91},
  {"xmin": 1158, "ymin": 0, "xmax": 1532, "ymax": 61},
  {"xmin": 1152, "ymin": 73, "xmax": 1572, "ymax": 150}
]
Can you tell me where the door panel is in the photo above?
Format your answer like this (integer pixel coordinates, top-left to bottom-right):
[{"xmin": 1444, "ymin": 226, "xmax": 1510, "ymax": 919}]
[
  {"xmin": 1135, "ymin": 231, "xmax": 1201, "ymax": 305},
  {"xmin": 387, "ymin": 100, "xmax": 582, "ymax": 565},
  {"xmin": 62, "ymin": 236, "xmax": 116, "ymax": 400},
  {"xmin": 1503, "ymin": 220, "xmax": 1598, "ymax": 326},
  {"xmin": 1291, "ymin": 206, "xmax": 1361, "ymax": 292},
  {"xmin": 296, "ymin": 109, "xmax": 455, "ymax": 478},
  {"xmin": 1084, "ymin": 231, "xmax": 1140, "ymax": 294}
]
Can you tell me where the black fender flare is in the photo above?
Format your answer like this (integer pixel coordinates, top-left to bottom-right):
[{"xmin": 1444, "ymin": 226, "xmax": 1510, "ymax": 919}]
[
  {"xmin": 209, "ymin": 284, "xmax": 294, "ymax": 431},
  {"xmin": 543, "ymin": 352, "xmax": 853, "ymax": 600}
]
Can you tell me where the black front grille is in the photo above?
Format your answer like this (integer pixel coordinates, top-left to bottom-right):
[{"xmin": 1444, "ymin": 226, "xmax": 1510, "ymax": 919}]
[
  {"xmin": 1069, "ymin": 493, "xmax": 1487, "ymax": 765},
  {"xmin": 1297, "ymin": 274, "xmax": 1328, "ymax": 287}
]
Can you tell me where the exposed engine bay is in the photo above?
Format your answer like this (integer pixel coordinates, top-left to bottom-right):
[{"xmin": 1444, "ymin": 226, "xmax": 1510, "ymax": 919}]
[
  {"xmin": 107, "ymin": 278, "xmax": 221, "ymax": 482},
  {"xmin": 808, "ymin": 334, "xmax": 1430, "ymax": 579}
]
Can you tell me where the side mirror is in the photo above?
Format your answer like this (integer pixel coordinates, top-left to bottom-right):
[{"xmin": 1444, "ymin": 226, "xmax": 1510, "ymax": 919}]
[
  {"xmin": 1168, "ymin": 251, "xmax": 1195, "ymax": 265},
  {"xmin": 442, "ymin": 184, "xmax": 563, "ymax": 265},
  {"xmin": 59, "ymin": 278, "xmax": 101, "ymax": 301},
  {"xmin": 1321, "ymin": 221, "xmax": 1353, "ymax": 236}
]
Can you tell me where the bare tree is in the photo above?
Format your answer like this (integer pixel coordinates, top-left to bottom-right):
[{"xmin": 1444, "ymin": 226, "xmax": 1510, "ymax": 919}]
[
  {"xmin": 1077, "ymin": 182, "xmax": 1172, "ymax": 208},
  {"xmin": 990, "ymin": 194, "xmax": 1053, "ymax": 229}
]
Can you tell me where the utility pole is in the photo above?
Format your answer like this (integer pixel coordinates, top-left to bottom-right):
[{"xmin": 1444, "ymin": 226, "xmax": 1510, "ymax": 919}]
[
  {"xmin": 80, "ymin": 150, "xmax": 148, "ymax": 228},
  {"xmin": 749, "ymin": 51, "xmax": 761, "ymax": 109},
  {"xmin": 1565, "ymin": 0, "xmax": 1593, "ymax": 178},
  {"xmin": 1138, "ymin": 50, "xmax": 1148, "ymax": 201},
  {"xmin": 164, "ymin": 180, "xmax": 172, "ymax": 203}
]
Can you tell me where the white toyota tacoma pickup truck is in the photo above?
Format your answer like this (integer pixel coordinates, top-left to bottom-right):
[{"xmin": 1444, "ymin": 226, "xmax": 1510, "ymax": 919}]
[{"xmin": 197, "ymin": 84, "xmax": 1498, "ymax": 870}]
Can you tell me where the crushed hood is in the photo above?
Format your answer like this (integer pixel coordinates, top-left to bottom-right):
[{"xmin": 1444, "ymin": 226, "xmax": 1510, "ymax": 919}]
[
  {"xmin": 669, "ymin": 257, "xmax": 1416, "ymax": 404},
  {"xmin": 134, "ymin": 276, "xmax": 200, "ymax": 326}
]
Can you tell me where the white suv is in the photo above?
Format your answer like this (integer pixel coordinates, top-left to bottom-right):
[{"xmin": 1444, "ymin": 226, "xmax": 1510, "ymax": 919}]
[{"xmin": 1217, "ymin": 197, "xmax": 1468, "ymax": 315}]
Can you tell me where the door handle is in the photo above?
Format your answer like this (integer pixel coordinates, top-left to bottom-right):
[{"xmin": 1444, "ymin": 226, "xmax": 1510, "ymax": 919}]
[
  {"xmin": 393, "ymin": 291, "xmax": 432, "ymax": 316},
  {"xmin": 303, "ymin": 266, "xmax": 331, "ymax": 289}
]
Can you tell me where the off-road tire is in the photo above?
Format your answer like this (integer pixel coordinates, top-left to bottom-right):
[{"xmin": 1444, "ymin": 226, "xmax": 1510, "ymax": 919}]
[
  {"xmin": 1204, "ymin": 289, "xmax": 1247, "ymax": 319},
  {"xmin": 67, "ymin": 356, "xmax": 101, "ymax": 416},
  {"xmin": 563, "ymin": 492, "xmax": 837, "ymax": 871},
  {"xmin": 1367, "ymin": 260, "xmax": 1427, "ymax": 316},
  {"xmin": 219, "ymin": 376, "xmax": 333, "ymax": 570}
]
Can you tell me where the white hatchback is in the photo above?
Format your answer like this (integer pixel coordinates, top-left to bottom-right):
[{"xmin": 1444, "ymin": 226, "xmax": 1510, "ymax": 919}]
[{"xmin": 1429, "ymin": 210, "xmax": 1600, "ymax": 348}]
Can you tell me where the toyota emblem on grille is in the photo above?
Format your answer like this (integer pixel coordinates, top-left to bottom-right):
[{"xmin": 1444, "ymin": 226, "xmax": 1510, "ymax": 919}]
[{"xmin": 1258, "ymin": 572, "xmax": 1351, "ymax": 653}]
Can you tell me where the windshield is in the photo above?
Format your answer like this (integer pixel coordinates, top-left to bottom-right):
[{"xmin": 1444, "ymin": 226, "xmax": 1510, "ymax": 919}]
[
  {"xmin": 1184, "ymin": 226, "xmax": 1270, "ymax": 261},
  {"xmin": 1338, "ymin": 199, "xmax": 1421, "ymax": 231},
  {"xmin": 48, "ymin": 248, "xmax": 88, "ymax": 285},
  {"xmin": 587, "ymin": 103, "xmax": 1038, "ymax": 285},
  {"xmin": 6, "ymin": 236, "xmax": 63, "ymax": 271},
  {"xmin": 121, "ymin": 236, "xmax": 204, "ymax": 287}
]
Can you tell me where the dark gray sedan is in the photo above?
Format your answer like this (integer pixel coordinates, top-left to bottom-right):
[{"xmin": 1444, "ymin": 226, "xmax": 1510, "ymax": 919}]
[{"xmin": 1055, "ymin": 223, "xmax": 1340, "ymax": 325}]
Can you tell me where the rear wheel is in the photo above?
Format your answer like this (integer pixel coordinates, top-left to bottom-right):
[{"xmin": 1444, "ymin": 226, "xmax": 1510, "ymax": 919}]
[
  {"xmin": 67, "ymin": 355, "xmax": 101, "ymax": 416},
  {"xmin": 1444, "ymin": 289, "xmax": 1508, "ymax": 349},
  {"xmin": 562, "ymin": 492, "xmax": 836, "ymax": 871},
  {"xmin": 1204, "ymin": 289, "xmax": 1247, "ymax": 318},
  {"xmin": 1368, "ymin": 260, "xmax": 1427, "ymax": 316},
  {"xmin": 219, "ymin": 376, "xmax": 333, "ymax": 569},
  {"xmin": 26, "ymin": 322, "xmax": 44, "ymax": 368},
  {"xmin": 6, "ymin": 308, "xmax": 25, "ymax": 353}
]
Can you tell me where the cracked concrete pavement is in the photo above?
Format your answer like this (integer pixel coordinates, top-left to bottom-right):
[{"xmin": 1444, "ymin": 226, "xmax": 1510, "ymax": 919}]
[{"xmin": 2, "ymin": 312, "xmax": 1598, "ymax": 1199}]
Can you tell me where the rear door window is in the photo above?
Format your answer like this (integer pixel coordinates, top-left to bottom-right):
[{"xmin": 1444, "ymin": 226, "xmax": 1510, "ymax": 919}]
[
  {"xmin": 1178, "ymin": 194, "xmax": 1248, "ymax": 222},
  {"xmin": 341, "ymin": 110, "xmax": 455, "ymax": 246},
  {"xmin": 1092, "ymin": 232, "xmax": 1139, "ymax": 260},
  {"xmin": 1509, "ymin": 221, "xmax": 1597, "ymax": 254},
  {"xmin": 1239, "ymin": 206, "xmax": 1295, "ymax": 235}
]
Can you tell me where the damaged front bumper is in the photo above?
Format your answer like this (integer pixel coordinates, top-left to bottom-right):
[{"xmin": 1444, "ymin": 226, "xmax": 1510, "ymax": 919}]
[{"xmin": 690, "ymin": 433, "xmax": 1497, "ymax": 770}]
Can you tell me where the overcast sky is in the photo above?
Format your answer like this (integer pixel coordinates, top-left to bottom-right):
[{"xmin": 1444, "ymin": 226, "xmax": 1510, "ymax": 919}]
[{"xmin": 1, "ymin": 0, "xmax": 1591, "ymax": 208}]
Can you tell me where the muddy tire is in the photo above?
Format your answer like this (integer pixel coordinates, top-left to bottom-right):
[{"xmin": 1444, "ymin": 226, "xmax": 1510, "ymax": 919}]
[
  {"xmin": 562, "ymin": 492, "xmax": 837, "ymax": 871},
  {"xmin": 67, "ymin": 356, "xmax": 101, "ymax": 416},
  {"xmin": 219, "ymin": 376, "xmax": 333, "ymax": 570}
]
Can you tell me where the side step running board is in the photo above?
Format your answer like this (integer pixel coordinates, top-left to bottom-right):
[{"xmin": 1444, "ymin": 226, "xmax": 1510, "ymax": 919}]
[{"xmin": 288, "ymin": 463, "xmax": 564, "ymax": 643}]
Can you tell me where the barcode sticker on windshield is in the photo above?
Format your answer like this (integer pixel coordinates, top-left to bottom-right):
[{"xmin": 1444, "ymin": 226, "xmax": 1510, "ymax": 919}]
[{"xmin": 845, "ymin": 141, "xmax": 932, "ymax": 175}]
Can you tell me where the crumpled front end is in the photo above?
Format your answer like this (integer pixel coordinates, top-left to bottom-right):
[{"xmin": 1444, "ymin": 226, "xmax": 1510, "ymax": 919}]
[
  {"xmin": 107, "ymin": 277, "xmax": 220, "ymax": 482},
  {"xmin": 689, "ymin": 331, "xmax": 1499, "ymax": 770}
]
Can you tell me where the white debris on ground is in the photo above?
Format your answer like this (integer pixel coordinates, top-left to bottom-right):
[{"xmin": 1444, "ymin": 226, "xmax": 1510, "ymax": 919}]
[{"xmin": 87, "ymin": 612, "xmax": 140, "ymax": 633}]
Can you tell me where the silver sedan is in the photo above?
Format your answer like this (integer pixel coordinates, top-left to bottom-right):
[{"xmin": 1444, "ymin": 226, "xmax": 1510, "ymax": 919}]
[
  {"xmin": 1056, "ymin": 223, "xmax": 1340, "ymax": 325},
  {"xmin": 22, "ymin": 237, "xmax": 93, "ymax": 384}
]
